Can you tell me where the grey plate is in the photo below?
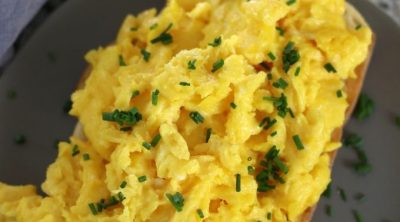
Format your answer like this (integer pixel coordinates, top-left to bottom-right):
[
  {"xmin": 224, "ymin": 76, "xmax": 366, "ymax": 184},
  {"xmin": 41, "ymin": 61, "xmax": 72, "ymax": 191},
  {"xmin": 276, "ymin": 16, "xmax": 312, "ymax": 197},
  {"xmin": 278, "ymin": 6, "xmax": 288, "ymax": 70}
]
[{"xmin": 0, "ymin": 0, "xmax": 399, "ymax": 221}]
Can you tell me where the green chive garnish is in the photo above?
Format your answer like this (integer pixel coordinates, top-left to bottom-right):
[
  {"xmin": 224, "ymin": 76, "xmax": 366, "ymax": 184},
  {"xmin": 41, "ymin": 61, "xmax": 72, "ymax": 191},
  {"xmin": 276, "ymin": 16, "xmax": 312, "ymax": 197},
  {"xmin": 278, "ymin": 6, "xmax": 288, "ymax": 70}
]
[
  {"xmin": 396, "ymin": 116, "xmax": 400, "ymax": 128},
  {"xmin": 235, "ymin": 174, "xmax": 241, "ymax": 192},
  {"xmin": 343, "ymin": 133, "xmax": 363, "ymax": 148},
  {"xmin": 352, "ymin": 210, "xmax": 363, "ymax": 222},
  {"xmin": 322, "ymin": 182, "xmax": 332, "ymax": 198},
  {"xmin": 337, "ymin": 187, "xmax": 347, "ymax": 202},
  {"xmin": 117, "ymin": 192, "xmax": 126, "ymax": 202},
  {"xmin": 188, "ymin": 59, "xmax": 197, "ymax": 70},
  {"xmin": 102, "ymin": 107, "xmax": 142, "ymax": 128},
  {"xmin": 282, "ymin": 41, "xmax": 300, "ymax": 73},
  {"xmin": 138, "ymin": 176, "xmax": 147, "ymax": 183},
  {"xmin": 88, "ymin": 203, "xmax": 98, "ymax": 215},
  {"xmin": 286, "ymin": 0, "xmax": 296, "ymax": 5},
  {"xmin": 211, "ymin": 59, "xmax": 224, "ymax": 73},
  {"xmin": 294, "ymin": 67, "xmax": 301, "ymax": 76},
  {"xmin": 72, "ymin": 145, "xmax": 80, "ymax": 156},
  {"xmin": 131, "ymin": 90, "xmax": 140, "ymax": 99},
  {"xmin": 142, "ymin": 142, "xmax": 152, "ymax": 150},
  {"xmin": 336, "ymin": 90, "xmax": 343, "ymax": 98},
  {"xmin": 151, "ymin": 23, "xmax": 173, "ymax": 45},
  {"xmin": 354, "ymin": 93, "xmax": 374, "ymax": 120},
  {"xmin": 119, "ymin": 55, "xmax": 127, "ymax": 66},
  {"xmin": 247, "ymin": 166, "xmax": 255, "ymax": 174},
  {"xmin": 130, "ymin": 27, "xmax": 138, "ymax": 31},
  {"xmin": 141, "ymin": 49, "xmax": 151, "ymax": 62},
  {"xmin": 208, "ymin": 36, "xmax": 222, "ymax": 47},
  {"xmin": 272, "ymin": 78, "xmax": 288, "ymax": 89},
  {"xmin": 7, "ymin": 90, "xmax": 17, "ymax": 100},
  {"xmin": 268, "ymin": 52, "xmax": 276, "ymax": 61},
  {"xmin": 206, "ymin": 128, "xmax": 212, "ymax": 143},
  {"xmin": 271, "ymin": 131, "xmax": 278, "ymax": 137},
  {"xmin": 63, "ymin": 99, "xmax": 72, "ymax": 114},
  {"xmin": 292, "ymin": 135, "xmax": 304, "ymax": 150},
  {"xmin": 276, "ymin": 27, "xmax": 285, "ymax": 36},
  {"xmin": 267, "ymin": 212, "xmax": 272, "ymax": 220},
  {"xmin": 14, "ymin": 134, "xmax": 26, "ymax": 145},
  {"xmin": 324, "ymin": 63, "xmax": 337, "ymax": 73},
  {"xmin": 325, "ymin": 205, "xmax": 332, "ymax": 217},
  {"xmin": 197, "ymin": 209, "xmax": 205, "ymax": 219},
  {"xmin": 354, "ymin": 193, "xmax": 366, "ymax": 202},
  {"xmin": 83, "ymin": 153, "xmax": 90, "ymax": 161},
  {"xmin": 179, "ymin": 82, "xmax": 191, "ymax": 86},
  {"xmin": 150, "ymin": 133, "xmax": 162, "ymax": 147},
  {"xmin": 230, "ymin": 102, "xmax": 237, "ymax": 109},
  {"xmin": 355, "ymin": 24, "xmax": 362, "ymax": 30},
  {"xmin": 166, "ymin": 192, "xmax": 185, "ymax": 212},
  {"xmin": 189, "ymin": 111, "xmax": 204, "ymax": 124},
  {"xmin": 267, "ymin": 73, "xmax": 273, "ymax": 80},
  {"xmin": 120, "ymin": 181, "xmax": 127, "ymax": 188},
  {"xmin": 152, "ymin": 89, "xmax": 160, "ymax": 106}
]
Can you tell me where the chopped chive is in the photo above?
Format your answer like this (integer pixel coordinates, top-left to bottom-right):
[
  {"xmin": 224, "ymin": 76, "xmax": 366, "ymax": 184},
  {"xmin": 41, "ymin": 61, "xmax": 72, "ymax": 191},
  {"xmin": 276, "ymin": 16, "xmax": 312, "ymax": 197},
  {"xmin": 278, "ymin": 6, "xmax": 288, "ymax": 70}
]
[
  {"xmin": 282, "ymin": 41, "xmax": 300, "ymax": 73},
  {"xmin": 83, "ymin": 153, "xmax": 90, "ymax": 161},
  {"xmin": 151, "ymin": 23, "xmax": 173, "ymax": 45},
  {"xmin": 272, "ymin": 78, "xmax": 288, "ymax": 89},
  {"xmin": 355, "ymin": 24, "xmax": 362, "ymax": 30},
  {"xmin": 152, "ymin": 89, "xmax": 160, "ymax": 106},
  {"xmin": 211, "ymin": 59, "xmax": 224, "ymax": 73},
  {"xmin": 150, "ymin": 133, "xmax": 162, "ymax": 147},
  {"xmin": 235, "ymin": 174, "xmax": 241, "ymax": 192},
  {"xmin": 276, "ymin": 27, "xmax": 285, "ymax": 36},
  {"xmin": 292, "ymin": 135, "xmax": 304, "ymax": 150},
  {"xmin": 150, "ymin": 23, "xmax": 158, "ymax": 30},
  {"xmin": 130, "ymin": 27, "xmax": 138, "ymax": 31},
  {"xmin": 102, "ymin": 107, "xmax": 142, "ymax": 128},
  {"xmin": 325, "ymin": 205, "xmax": 332, "ymax": 217},
  {"xmin": 205, "ymin": 128, "xmax": 212, "ymax": 143},
  {"xmin": 208, "ymin": 36, "xmax": 222, "ymax": 47},
  {"xmin": 117, "ymin": 192, "xmax": 126, "ymax": 202},
  {"xmin": 138, "ymin": 176, "xmax": 147, "ymax": 183},
  {"xmin": 288, "ymin": 108, "xmax": 295, "ymax": 118},
  {"xmin": 267, "ymin": 73, "xmax": 273, "ymax": 80},
  {"xmin": 273, "ymin": 158, "xmax": 289, "ymax": 174},
  {"xmin": 179, "ymin": 82, "xmax": 191, "ymax": 86},
  {"xmin": 286, "ymin": 0, "xmax": 296, "ymax": 5},
  {"xmin": 142, "ymin": 142, "xmax": 152, "ymax": 150},
  {"xmin": 271, "ymin": 131, "xmax": 278, "ymax": 137},
  {"xmin": 14, "ymin": 134, "xmax": 26, "ymax": 145},
  {"xmin": 324, "ymin": 63, "xmax": 337, "ymax": 73},
  {"xmin": 337, "ymin": 187, "xmax": 347, "ymax": 202},
  {"xmin": 63, "ymin": 99, "xmax": 72, "ymax": 114},
  {"xmin": 197, "ymin": 209, "xmax": 205, "ymax": 219},
  {"xmin": 7, "ymin": 90, "xmax": 17, "ymax": 100},
  {"xmin": 88, "ymin": 203, "xmax": 98, "ymax": 215},
  {"xmin": 352, "ymin": 210, "xmax": 363, "ymax": 222},
  {"xmin": 188, "ymin": 59, "xmax": 197, "ymax": 70},
  {"xmin": 322, "ymin": 182, "xmax": 332, "ymax": 198},
  {"xmin": 120, "ymin": 181, "xmax": 127, "ymax": 188},
  {"xmin": 189, "ymin": 111, "xmax": 204, "ymax": 124},
  {"xmin": 396, "ymin": 116, "xmax": 400, "ymax": 128},
  {"xmin": 230, "ymin": 102, "xmax": 237, "ymax": 109},
  {"xmin": 166, "ymin": 192, "xmax": 185, "ymax": 212},
  {"xmin": 268, "ymin": 52, "xmax": 276, "ymax": 61},
  {"xmin": 119, "ymin": 55, "xmax": 127, "ymax": 66},
  {"xmin": 337, "ymin": 90, "xmax": 343, "ymax": 98},
  {"xmin": 343, "ymin": 133, "xmax": 363, "ymax": 148},
  {"xmin": 354, "ymin": 94, "xmax": 374, "ymax": 120},
  {"xmin": 294, "ymin": 67, "xmax": 301, "ymax": 76},
  {"xmin": 131, "ymin": 90, "xmax": 140, "ymax": 99},
  {"xmin": 354, "ymin": 193, "xmax": 366, "ymax": 202},
  {"xmin": 72, "ymin": 145, "xmax": 80, "ymax": 156},
  {"xmin": 267, "ymin": 212, "xmax": 272, "ymax": 220},
  {"xmin": 247, "ymin": 166, "xmax": 255, "ymax": 174},
  {"xmin": 141, "ymin": 48, "xmax": 151, "ymax": 62}
]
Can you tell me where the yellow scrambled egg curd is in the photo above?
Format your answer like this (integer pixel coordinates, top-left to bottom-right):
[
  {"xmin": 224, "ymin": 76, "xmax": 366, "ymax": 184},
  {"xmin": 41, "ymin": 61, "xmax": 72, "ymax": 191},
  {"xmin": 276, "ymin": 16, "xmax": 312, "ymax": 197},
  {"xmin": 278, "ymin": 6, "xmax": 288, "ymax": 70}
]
[{"xmin": 0, "ymin": 0, "xmax": 372, "ymax": 221}]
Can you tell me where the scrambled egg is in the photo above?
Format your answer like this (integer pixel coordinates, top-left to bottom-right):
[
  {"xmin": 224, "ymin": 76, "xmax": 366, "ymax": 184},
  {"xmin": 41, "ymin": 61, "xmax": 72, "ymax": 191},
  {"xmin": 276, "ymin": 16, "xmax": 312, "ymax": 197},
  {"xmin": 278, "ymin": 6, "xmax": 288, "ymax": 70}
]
[{"xmin": 0, "ymin": 0, "xmax": 372, "ymax": 221}]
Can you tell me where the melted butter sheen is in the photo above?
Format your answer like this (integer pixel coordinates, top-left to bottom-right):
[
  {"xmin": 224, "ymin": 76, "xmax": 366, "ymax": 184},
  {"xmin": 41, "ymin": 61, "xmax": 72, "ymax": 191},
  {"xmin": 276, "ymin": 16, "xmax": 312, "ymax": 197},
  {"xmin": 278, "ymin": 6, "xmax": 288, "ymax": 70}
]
[{"xmin": 0, "ymin": 0, "xmax": 371, "ymax": 221}]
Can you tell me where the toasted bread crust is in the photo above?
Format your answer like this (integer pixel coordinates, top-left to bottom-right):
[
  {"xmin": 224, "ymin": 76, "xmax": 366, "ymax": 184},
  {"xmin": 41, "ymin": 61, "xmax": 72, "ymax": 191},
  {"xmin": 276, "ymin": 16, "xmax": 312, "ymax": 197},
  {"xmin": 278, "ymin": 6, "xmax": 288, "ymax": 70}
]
[{"xmin": 72, "ymin": 3, "xmax": 374, "ymax": 222}]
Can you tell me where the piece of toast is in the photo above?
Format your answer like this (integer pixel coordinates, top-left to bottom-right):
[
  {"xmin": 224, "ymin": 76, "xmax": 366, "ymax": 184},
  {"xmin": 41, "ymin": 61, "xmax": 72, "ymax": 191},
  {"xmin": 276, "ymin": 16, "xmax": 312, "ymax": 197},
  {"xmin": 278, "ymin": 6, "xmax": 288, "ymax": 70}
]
[{"xmin": 72, "ymin": 3, "xmax": 374, "ymax": 222}]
